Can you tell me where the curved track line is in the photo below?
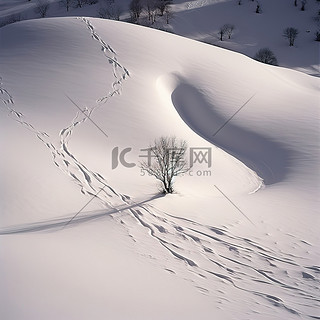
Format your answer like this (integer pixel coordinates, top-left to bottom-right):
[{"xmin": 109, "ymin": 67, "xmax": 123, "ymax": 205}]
[{"xmin": 0, "ymin": 17, "xmax": 130, "ymax": 208}]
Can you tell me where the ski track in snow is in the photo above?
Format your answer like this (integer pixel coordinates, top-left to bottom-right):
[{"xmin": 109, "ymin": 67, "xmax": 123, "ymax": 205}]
[{"xmin": 1, "ymin": 20, "xmax": 319, "ymax": 319}]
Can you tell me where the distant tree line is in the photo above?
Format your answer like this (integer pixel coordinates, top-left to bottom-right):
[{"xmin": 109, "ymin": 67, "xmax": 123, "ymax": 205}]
[
  {"xmin": 98, "ymin": 0, "xmax": 123, "ymax": 20},
  {"xmin": 128, "ymin": 0, "xmax": 173, "ymax": 24},
  {"xmin": 33, "ymin": 0, "xmax": 100, "ymax": 18}
]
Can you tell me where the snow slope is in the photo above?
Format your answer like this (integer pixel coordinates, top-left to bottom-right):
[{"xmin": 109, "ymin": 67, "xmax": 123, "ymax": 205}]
[
  {"xmin": 0, "ymin": 17, "xmax": 319, "ymax": 319},
  {"xmin": 0, "ymin": 0, "xmax": 319, "ymax": 76},
  {"xmin": 171, "ymin": 0, "xmax": 320, "ymax": 76}
]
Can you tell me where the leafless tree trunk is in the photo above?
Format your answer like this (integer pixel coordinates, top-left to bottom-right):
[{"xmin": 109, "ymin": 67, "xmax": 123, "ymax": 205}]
[
  {"xmin": 130, "ymin": 0, "xmax": 143, "ymax": 22},
  {"xmin": 34, "ymin": 0, "xmax": 50, "ymax": 18},
  {"xmin": 73, "ymin": 0, "xmax": 87, "ymax": 8},
  {"xmin": 283, "ymin": 27, "xmax": 299, "ymax": 46},
  {"xmin": 218, "ymin": 25, "xmax": 227, "ymax": 41},
  {"xmin": 256, "ymin": 3, "xmax": 261, "ymax": 13},
  {"xmin": 145, "ymin": 0, "xmax": 159, "ymax": 24},
  {"xmin": 140, "ymin": 137, "xmax": 189, "ymax": 194},
  {"xmin": 165, "ymin": 5, "xmax": 173, "ymax": 24},
  {"xmin": 99, "ymin": 1, "xmax": 122, "ymax": 20},
  {"xmin": 60, "ymin": 0, "xmax": 72, "ymax": 11},
  {"xmin": 156, "ymin": 0, "xmax": 172, "ymax": 16},
  {"xmin": 224, "ymin": 23, "xmax": 235, "ymax": 39},
  {"xmin": 144, "ymin": 0, "xmax": 155, "ymax": 21}
]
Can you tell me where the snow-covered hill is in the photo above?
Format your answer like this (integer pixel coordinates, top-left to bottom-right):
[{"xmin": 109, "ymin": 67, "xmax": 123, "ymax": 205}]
[
  {"xmin": 0, "ymin": 15, "xmax": 319, "ymax": 320},
  {"xmin": 1, "ymin": 0, "xmax": 319, "ymax": 76}
]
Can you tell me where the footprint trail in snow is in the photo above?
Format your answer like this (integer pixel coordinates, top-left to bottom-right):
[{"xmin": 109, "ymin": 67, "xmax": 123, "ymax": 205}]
[
  {"xmin": 118, "ymin": 202, "xmax": 320, "ymax": 319},
  {"xmin": 1, "ymin": 19, "xmax": 319, "ymax": 320},
  {"xmin": 1, "ymin": 18, "xmax": 129, "ymax": 207}
]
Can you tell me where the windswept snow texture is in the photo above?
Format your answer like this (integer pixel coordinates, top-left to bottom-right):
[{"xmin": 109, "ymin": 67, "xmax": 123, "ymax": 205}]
[{"xmin": 0, "ymin": 17, "xmax": 319, "ymax": 320}]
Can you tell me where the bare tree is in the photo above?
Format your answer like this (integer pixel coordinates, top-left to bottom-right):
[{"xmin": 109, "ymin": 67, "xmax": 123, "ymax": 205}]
[
  {"xmin": 164, "ymin": 5, "xmax": 173, "ymax": 24},
  {"xmin": 34, "ymin": 0, "xmax": 50, "ymax": 18},
  {"xmin": 218, "ymin": 24, "xmax": 234, "ymax": 41},
  {"xmin": 73, "ymin": 0, "xmax": 87, "ymax": 8},
  {"xmin": 283, "ymin": 27, "xmax": 299, "ymax": 46},
  {"xmin": 144, "ymin": 0, "xmax": 157, "ymax": 23},
  {"xmin": 98, "ymin": 6, "xmax": 111, "ymax": 18},
  {"xmin": 111, "ymin": 5, "xmax": 122, "ymax": 20},
  {"xmin": 98, "ymin": 0, "xmax": 122, "ymax": 20},
  {"xmin": 254, "ymin": 48, "xmax": 278, "ymax": 65},
  {"xmin": 156, "ymin": 0, "xmax": 172, "ymax": 16},
  {"xmin": 224, "ymin": 23, "xmax": 235, "ymax": 39},
  {"xmin": 60, "ymin": 0, "xmax": 72, "ymax": 11},
  {"xmin": 218, "ymin": 25, "xmax": 227, "ymax": 41},
  {"xmin": 256, "ymin": 2, "xmax": 261, "ymax": 13},
  {"xmin": 129, "ymin": 0, "xmax": 143, "ymax": 22},
  {"xmin": 140, "ymin": 136, "xmax": 189, "ymax": 194}
]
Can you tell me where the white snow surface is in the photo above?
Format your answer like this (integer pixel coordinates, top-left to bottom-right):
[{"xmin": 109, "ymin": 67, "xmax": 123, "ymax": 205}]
[{"xmin": 0, "ymin": 13, "xmax": 319, "ymax": 320}]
